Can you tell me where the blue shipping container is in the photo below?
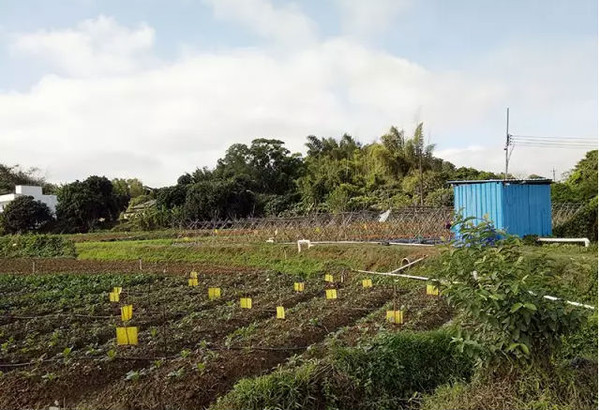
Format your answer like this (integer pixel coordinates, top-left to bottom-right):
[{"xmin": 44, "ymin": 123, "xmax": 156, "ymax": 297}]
[{"xmin": 450, "ymin": 179, "xmax": 552, "ymax": 237}]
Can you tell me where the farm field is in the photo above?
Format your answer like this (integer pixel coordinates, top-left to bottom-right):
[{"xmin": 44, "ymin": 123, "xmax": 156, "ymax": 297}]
[{"xmin": 0, "ymin": 237, "xmax": 597, "ymax": 409}]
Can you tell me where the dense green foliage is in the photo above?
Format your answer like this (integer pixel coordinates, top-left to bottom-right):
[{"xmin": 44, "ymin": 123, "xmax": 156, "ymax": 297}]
[
  {"xmin": 214, "ymin": 330, "xmax": 472, "ymax": 410},
  {"xmin": 1, "ymin": 135, "xmax": 595, "ymax": 236},
  {"xmin": 551, "ymin": 150, "xmax": 598, "ymax": 240},
  {"xmin": 55, "ymin": 176, "xmax": 124, "ymax": 233},
  {"xmin": 551, "ymin": 150, "xmax": 598, "ymax": 203},
  {"xmin": 0, "ymin": 235, "xmax": 77, "ymax": 258},
  {"xmin": 129, "ymin": 124, "xmax": 506, "ymax": 229},
  {"xmin": 0, "ymin": 196, "xmax": 53, "ymax": 234},
  {"xmin": 439, "ymin": 217, "xmax": 586, "ymax": 367},
  {"xmin": 0, "ymin": 164, "xmax": 55, "ymax": 195}
]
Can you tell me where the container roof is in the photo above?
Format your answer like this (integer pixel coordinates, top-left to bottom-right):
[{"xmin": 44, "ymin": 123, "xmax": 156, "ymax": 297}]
[{"xmin": 448, "ymin": 179, "xmax": 552, "ymax": 185}]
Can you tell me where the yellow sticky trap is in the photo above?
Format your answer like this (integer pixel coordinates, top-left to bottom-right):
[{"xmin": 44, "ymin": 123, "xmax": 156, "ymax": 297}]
[
  {"xmin": 276, "ymin": 306, "xmax": 285, "ymax": 319},
  {"xmin": 113, "ymin": 287, "xmax": 122, "ymax": 294},
  {"xmin": 325, "ymin": 289, "xmax": 337, "ymax": 300},
  {"xmin": 208, "ymin": 287, "xmax": 221, "ymax": 300},
  {"xmin": 188, "ymin": 278, "xmax": 198, "ymax": 287},
  {"xmin": 426, "ymin": 284, "xmax": 439, "ymax": 296},
  {"xmin": 116, "ymin": 327, "xmax": 138, "ymax": 345},
  {"xmin": 190, "ymin": 271, "xmax": 198, "ymax": 279},
  {"xmin": 294, "ymin": 282, "xmax": 305, "ymax": 292},
  {"xmin": 324, "ymin": 274, "xmax": 334, "ymax": 283},
  {"xmin": 121, "ymin": 305, "xmax": 133, "ymax": 321},
  {"xmin": 240, "ymin": 298, "xmax": 252, "ymax": 309},
  {"xmin": 109, "ymin": 292, "xmax": 119, "ymax": 302},
  {"xmin": 386, "ymin": 310, "xmax": 404, "ymax": 324},
  {"xmin": 362, "ymin": 279, "xmax": 373, "ymax": 288}
]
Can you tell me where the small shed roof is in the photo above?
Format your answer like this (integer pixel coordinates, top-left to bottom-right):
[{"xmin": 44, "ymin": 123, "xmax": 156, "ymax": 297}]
[{"xmin": 447, "ymin": 179, "xmax": 552, "ymax": 185}]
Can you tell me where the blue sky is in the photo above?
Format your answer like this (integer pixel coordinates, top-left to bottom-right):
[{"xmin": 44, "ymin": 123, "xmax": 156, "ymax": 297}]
[{"xmin": 0, "ymin": 0, "xmax": 597, "ymax": 186}]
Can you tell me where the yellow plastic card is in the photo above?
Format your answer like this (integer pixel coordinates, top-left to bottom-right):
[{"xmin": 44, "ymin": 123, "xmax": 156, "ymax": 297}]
[
  {"xmin": 294, "ymin": 282, "xmax": 305, "ymax": 292},
  {"xmin": 426, "ymin": 284, "xmax": 439, "ymax": 296},
  {"xmin": 276, "ymin": 306, "xmax": 285, "ymax": 319},
  {"xmin": 113, "ymin": 287, "xmax": 122, "ymax": 294},
  {"xmin": 109, "ymin": 292, "xmax": 119, "ymax": 302},
  {"xmin": 188, "ymin": 278, "xmax": 198, "ymax": 287},
  {"xmin": 386, "ymin": 310, "xmax": 403, "ymax": 324},
  {"xmin": 325, "ymin": 289, "xmax": 337, "ymax": 299},
  {"xmin": 362, "ymin": 279, "xmax": 373, "ymax": 288},
  {"xmin": 208, "ymin": 287, "xmax": 221, "ymax": 300},
  {"xmin": 324, "ymin": 274, "xmax": 334, "ymax": 283},
  {"xmin": 190, "ymin": 271, "xmax": 198, "ymax": 279},
  {"xmin": 116, "ymin": 327, "xmax": 138, "ymax": 345},
  {"xmin": 121, "ymin": 305, "xmax": 133, "ymax": 321},
  {"xmin": 240, "ymin": 298, "xmax": 252, "ymax": 309}
]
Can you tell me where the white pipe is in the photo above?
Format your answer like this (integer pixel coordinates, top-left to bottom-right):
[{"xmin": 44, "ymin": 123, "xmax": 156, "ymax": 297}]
[
  {"xmin": 354, "ymin": 257, "xmax": 428, "ymax": 278},
  {"xmin": 537, "ymin": 237, "xmax": 590, "ymax": 247},
  {"xmin": 389, "ymin": 242, "xmax": 435, "ymax": 247},
  {"xmin": 356, "ymin": 262, "xmax": 595, "ymax": 311}
]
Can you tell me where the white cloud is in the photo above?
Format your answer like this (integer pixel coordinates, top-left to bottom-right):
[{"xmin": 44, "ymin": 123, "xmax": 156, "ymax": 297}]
[
  {"xmin": 1, "ymin": 8, "xmax": 595, "ymax": 187},
  {"xmin": 335, "ymin": 0, "xmax": 412, "ymax": 37},
  {"xmin": 10, "ymin": 15, "xmax": 155, "ymax": 76},
  {"xmin": 202, "ymin": 0, "xmax": 317, "ymax": 46}
]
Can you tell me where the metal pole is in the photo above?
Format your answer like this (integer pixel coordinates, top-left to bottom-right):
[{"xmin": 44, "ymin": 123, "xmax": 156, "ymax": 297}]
[{"xmin": 504, "ymin": 107, "xmax": 510, "ymax": 180}]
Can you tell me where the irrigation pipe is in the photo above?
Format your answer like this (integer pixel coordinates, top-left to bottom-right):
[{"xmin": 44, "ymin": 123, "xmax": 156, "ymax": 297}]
[
  {"xmin": 354, "ymin": 257, "xmax": 429, "ymax": 280},
  {"xmin": 355, "ymin": 259, "xmax": 596, "ymax": 311}
]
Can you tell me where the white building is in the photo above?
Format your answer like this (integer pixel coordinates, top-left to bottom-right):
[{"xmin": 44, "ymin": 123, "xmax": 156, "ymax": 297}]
[{"xmin": 0, "ymin": 185, "xmax": 58, "ymax": 214}]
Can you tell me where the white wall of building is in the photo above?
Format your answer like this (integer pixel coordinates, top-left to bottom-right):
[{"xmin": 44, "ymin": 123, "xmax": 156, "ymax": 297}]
[{"xmin": 0, "ymin": 185, "xmax": 58, "ymax": 214}]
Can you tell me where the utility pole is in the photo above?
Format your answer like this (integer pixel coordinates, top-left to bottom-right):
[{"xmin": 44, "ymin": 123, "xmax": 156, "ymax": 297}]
[
  {"xmin": 419, "ymin": 146, "xmax": 424, "ymax": 206},
  {"xmin": 552, "ymin": 168, "xmax": 556, "ymax": 182},
  {"xmin": 504, "ymin": 107, "xmax": 510, "ymax": 180}
]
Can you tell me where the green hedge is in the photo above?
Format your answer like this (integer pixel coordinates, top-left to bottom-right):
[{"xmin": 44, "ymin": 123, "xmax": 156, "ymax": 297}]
[
  {"xmin": 0, "ymin": 235, "xmax": 77, "ymax": 258},
  {"xmin": 213, "ymin": 330, "xmax": 473, "ymax": 410}
]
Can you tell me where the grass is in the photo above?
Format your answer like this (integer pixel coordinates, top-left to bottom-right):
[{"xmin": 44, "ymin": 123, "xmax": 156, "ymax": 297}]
[
  {"xmin": 76, "ymin": 240, "xmax": 433, "ymax": 276},
  {"xmin": 212, "ymin": 329, "xmax": 474, "ymax": 410}
]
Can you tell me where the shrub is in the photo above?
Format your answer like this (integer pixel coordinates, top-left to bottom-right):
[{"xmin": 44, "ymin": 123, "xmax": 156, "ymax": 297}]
[
  {"xmin": 333, "ymin": 330, "xmax": 473, "ymax": 407},
  {"xmin": 439, "ymin": 216, "xmax": 585, "ymax": 367},
  {"xmin": 214, "ymin": 330, "xmax": 473, "ymax": 410},
  {"xmin": 0, "ymin": 235, "xmax": 77, "ymax": 258}
]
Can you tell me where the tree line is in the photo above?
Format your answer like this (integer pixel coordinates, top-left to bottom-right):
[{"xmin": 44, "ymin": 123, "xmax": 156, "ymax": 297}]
[{"xmin": 0, "ymin": 124, "xmax": 596, "ymax": 234}]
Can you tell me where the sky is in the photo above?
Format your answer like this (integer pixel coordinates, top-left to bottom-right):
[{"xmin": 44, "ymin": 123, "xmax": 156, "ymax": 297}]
[{"xmin": 0, "ymin": 0, "xmax": 597, "ymax": 187}]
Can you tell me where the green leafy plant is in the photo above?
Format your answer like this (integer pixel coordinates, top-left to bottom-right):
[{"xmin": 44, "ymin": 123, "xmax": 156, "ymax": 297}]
[{"xmin": 439, "ymin": 216, "xmax": 585, "ymax": 367}]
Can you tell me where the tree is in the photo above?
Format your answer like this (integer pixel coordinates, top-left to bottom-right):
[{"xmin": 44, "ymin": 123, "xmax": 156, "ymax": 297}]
[
  {"xmin": 156, "ymin": 185, "xmax": 187, "ymax": 209},
  {"xmin": 183, "ymin": 179, "xmax": 256, "ymax": 220},
  {"xmin": 56, "ymin": 176, "xmax": 121, "ymax": 232},
  {"xmin": 214, "ymin": 139, "xmax": 304, "ymax": 196},
  {"xmin": 0, "ymin": 164, "xmax": 49, "ymax": 195},
  {"xmin": 0, "ymin": 196, "xmax": 53, "ymax": 234}
]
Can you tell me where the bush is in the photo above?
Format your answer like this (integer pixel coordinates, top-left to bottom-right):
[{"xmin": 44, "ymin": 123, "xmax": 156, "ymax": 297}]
[
  {"xmin": 333, "ymin": 330, "xmax": 473, "ymax": 407},
  {"xmin": 0, "ymin": 235, "xmax": 77, "ymax": 258},
  {"xmin": 214, "ymin": 330, "xmax": 473, "ymax": 410},
  {"xmin": 440, "ymin": 216, "xmax": 585, "ymax": 367}
]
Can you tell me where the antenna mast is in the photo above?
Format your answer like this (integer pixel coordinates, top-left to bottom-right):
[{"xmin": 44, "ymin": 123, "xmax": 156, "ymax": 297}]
[{"xmin": 504, "ymin": 107, "xmax": 510, "ymax": 180}]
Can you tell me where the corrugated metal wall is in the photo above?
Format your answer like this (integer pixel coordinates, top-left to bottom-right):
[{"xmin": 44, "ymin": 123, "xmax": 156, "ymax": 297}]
[
  {"xmin": 454, "ymin": 182, "xmax": 504, "ymax": 228},
  {"xmin": 453, "ymin": 181, "xmax": 552, "ymax": 237},
  {"xmin": 503, "ymin": 183, "xmax": 551, "ymax": 236}
]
